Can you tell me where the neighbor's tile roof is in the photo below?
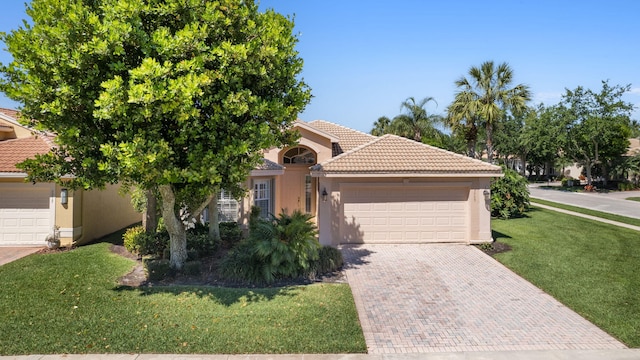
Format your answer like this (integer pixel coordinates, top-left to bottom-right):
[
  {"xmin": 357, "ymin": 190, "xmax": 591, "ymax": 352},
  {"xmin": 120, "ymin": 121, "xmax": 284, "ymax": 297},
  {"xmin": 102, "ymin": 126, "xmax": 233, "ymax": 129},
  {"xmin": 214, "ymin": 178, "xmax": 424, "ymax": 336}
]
[
  {"xmin": 0, "ymin": 107, "xmax": 20, "ymax": 120},
  {"xmin": 307, "ymin": 120, "xmax": 377, "ymax": 156},
  {"xmin": 255, "ymin": 158, "xmax": 284, "ymax": 171},
  {"xmin": 0, "ymin": 136, "xmax": 54, "ymax": 173},
  {"xmin": 312, "ymin": 134, "xmax": 502, "ymax": 174}
]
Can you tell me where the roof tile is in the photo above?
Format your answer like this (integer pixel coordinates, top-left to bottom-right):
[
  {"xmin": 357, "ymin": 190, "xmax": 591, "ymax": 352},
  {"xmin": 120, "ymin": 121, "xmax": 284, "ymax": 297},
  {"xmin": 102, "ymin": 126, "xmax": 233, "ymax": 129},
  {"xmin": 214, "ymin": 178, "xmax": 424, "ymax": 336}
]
[
  {"xmin": 0, "ymin": 136, "xmax": 54, "ymax": 173},
  {"xmin": 312, "ymin": 134, "xmax": 502, "ymax": 175},
  {"xmin": 307, "ymin": 120, "xmax": 377, "ymax": 155}
]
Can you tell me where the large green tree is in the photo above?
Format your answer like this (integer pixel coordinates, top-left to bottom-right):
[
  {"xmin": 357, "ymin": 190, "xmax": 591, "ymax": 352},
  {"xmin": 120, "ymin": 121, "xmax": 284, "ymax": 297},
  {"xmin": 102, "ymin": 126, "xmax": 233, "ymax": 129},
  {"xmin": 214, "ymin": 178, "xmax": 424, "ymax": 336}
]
[
  {"xmin": 448, "ymin": 61, "xmax": 531, "ymax": 162},
  {"xmin": 559, "ymin": 81, "xmax": 633, "ymax": 185},
  {"xmin": 1, "ymin": 0, "xmax": 311, "ymax": 269}
]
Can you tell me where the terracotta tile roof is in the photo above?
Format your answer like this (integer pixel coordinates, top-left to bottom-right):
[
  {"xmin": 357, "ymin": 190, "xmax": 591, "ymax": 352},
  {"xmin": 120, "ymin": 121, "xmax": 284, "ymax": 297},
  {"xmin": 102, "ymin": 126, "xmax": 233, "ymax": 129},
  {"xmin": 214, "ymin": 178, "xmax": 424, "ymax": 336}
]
[
  {"xmin": 312, "ymin": 134, "xmax": 502, "ymax": 175},
  {"xmin": 0, "ymin": 107, "xmax": 20, "ymax": 120},
  {"xmin": 255, "ymin": 158, "xmax": 284, "ymax": 171},
  {"xmin": 307, "ymin": 120, "xmax": 377, "ymax": 156},
  {"xmin": 0, "ymin": 135, "xmax": 54, "ymax": 173}
]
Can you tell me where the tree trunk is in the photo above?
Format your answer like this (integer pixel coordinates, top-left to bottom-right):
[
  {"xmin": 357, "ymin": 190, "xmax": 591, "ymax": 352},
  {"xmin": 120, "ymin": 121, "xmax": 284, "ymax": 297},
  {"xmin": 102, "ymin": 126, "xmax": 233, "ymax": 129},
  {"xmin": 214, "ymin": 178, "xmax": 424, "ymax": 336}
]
[
  {"xmin": 208, "ymin": 194, "xmax": 220, "ymax": 241},
  {"xmin": 519, "ymin": 154, "xmax": 527, "ymax": 177},
  {"xmin": 485, "ymin": 123, "xmax": 494, "ymax": 163},
  {"xmin": 585, "ymin": 161, "xmax": 593, "ymax": 186},
  {"xmin": 142, "ymin": 189, "xmax": 157, "ymax": 234},
  {"xmin": 158, "ymin": 185, "xmax": 187, "ymax": 270}
]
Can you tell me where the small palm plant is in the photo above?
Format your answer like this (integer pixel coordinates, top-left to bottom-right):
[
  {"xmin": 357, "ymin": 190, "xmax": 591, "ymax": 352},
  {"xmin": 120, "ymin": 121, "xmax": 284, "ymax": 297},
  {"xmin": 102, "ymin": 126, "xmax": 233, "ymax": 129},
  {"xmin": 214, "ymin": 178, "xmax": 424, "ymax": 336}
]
[{"xmin": 253, "ymin": 210, "xmax": 320, "ymax": 283}]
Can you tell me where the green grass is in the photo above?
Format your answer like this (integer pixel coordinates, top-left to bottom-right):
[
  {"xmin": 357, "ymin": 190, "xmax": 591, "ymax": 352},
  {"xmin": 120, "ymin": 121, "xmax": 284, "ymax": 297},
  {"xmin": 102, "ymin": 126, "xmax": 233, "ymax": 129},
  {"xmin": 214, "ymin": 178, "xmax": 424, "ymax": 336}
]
[
  {"xmin": 530, "ymin": 198, "xmax": 640, "ymax": 227},
  {"xmin": 627, "ymin": 197, "xmax": 640, "ymax": 202},
  {"xmin": 0, "ymin": 243, "xmax": 366, "ymax": 355},
  {"xmin": 492, "ymin": 207, "xmax": 640, "ymax": 347}
]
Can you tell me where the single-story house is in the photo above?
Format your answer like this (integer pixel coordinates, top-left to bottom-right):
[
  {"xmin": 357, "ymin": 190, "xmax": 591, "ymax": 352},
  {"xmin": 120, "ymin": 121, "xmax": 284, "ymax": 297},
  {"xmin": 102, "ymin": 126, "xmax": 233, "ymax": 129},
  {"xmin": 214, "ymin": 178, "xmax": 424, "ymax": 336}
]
[
  {"xmin": 0, "ymin": 108, "xmax": 139, "ymax": 247},
  {"xmin": 226, "ymin": 120, "xmax": 502, "ymax": 245}
]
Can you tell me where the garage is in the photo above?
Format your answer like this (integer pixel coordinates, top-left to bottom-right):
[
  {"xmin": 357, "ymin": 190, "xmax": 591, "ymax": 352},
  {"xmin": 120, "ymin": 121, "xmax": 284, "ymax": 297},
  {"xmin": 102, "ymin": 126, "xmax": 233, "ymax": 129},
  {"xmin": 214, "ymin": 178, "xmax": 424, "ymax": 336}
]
[
  {"xmin": 0, "ymin": 183, "xmax": 54, "ymax": 246},
  {"xmin": 341, "ymin": 185, "xmax": 468, "ymax": 243}
]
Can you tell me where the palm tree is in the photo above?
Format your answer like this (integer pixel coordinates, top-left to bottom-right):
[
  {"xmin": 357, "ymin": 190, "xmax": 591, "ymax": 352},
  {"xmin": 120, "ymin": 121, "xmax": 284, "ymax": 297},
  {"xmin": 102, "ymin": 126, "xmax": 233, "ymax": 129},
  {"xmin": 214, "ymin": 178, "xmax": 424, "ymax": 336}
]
[
  {"xmin": 447, "ymin": 90, "xmax": 480, "ymax": 158},
  {"xmin": 390, "ymin": 96, "xmax": 442, "ymax": 142},
  {"xmin": 449, "ymin": 61, "xmax": 531, "ymax": 162},
  {"xmin": 371, "ymin": 116, "xmax": 391, "ymax": 136}
]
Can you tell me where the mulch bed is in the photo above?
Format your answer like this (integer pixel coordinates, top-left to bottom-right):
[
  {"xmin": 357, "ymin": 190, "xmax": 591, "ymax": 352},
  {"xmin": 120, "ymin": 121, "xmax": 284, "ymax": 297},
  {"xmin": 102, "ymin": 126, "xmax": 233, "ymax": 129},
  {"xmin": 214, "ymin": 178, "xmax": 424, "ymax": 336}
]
[
  {"xmin": 111, "ymin": 244, "xmax": 346, "ymax": 288},
  {"xmin": 475, "ymin": 241, "xmax": 512, "ymax": 256}
]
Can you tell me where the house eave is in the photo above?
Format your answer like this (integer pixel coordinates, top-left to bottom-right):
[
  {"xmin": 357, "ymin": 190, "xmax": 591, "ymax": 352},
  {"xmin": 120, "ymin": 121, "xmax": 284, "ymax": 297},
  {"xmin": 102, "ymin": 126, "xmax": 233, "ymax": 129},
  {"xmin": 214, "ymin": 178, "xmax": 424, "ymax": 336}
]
[
  {"xmin": 250, "ymin": 169, "xmax": 285, "ymax": 177},
  {"xmin": 0, "ymin": 172, "xmax": 27, "ymax": 178},
  {"xmin": 310, "ymin": 171, "xmax": 504, "ymax": 178}
]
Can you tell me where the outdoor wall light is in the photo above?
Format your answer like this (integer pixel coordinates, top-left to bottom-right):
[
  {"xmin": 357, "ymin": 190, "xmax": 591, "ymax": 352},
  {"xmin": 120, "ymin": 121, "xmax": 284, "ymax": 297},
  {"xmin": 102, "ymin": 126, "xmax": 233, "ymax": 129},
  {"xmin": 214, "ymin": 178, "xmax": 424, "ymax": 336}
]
[
  {"xmin": 321, "ymin": 188, "xmax": 328, "ymax": 202},
  {"xmin": 61, "ymin": 188, "xmax": 68, "ymax": 205},
  {"xmin": 483, "ymin": 189, "xmax": 490, "ymax": 202}
]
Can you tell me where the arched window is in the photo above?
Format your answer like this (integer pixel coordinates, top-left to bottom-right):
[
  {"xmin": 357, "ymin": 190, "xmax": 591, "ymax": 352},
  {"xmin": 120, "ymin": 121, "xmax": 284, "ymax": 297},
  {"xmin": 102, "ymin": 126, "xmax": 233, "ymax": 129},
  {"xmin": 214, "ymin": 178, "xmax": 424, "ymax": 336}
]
[{"xmin": 282, "ymin": 147, "xmax": 316, "ymax": 164}]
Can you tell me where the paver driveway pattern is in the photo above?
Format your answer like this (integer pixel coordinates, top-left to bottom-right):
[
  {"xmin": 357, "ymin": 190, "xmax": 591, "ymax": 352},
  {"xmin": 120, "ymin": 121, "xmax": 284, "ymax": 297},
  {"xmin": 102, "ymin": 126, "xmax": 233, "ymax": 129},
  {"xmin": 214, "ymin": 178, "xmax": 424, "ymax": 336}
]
[{"xmin": 341, "ymin": 244, "xmax": 626, "ymax": 354}]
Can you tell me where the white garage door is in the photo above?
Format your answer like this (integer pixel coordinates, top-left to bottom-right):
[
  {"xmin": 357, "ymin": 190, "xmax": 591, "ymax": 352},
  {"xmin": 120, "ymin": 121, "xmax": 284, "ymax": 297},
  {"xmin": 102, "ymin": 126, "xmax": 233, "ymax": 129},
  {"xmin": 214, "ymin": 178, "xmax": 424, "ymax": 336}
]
[
  {"xmin": 341, "ymin": 186, "xmax": 468, "ymax": 243},
  {"xmin": 0, "ymin": 183, "xmax": 53, "ymax": 246}
]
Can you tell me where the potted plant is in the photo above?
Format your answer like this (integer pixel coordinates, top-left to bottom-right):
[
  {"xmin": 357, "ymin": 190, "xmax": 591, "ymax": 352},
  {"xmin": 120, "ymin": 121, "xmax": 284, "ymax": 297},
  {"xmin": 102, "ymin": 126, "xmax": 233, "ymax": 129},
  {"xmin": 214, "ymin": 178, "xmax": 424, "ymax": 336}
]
[{"xmin": 45, "ymin": 226, "xmax": 60, "ymax": 249}]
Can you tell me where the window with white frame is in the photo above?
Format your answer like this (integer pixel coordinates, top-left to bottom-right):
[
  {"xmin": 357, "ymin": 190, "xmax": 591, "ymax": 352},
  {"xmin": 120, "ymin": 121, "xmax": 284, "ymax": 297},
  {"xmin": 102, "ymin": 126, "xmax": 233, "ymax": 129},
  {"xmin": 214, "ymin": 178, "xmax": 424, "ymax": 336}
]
[
  {"xmin": 253, "ymin": 180, "xmax": 271, "ymax": 218},
  {"xmin": 217, "ymin": 189, "xmax": 238, "ymax": 222},
  {"xmin": 200, "ymin": 189, "xmax": 239, "ymax": 223}
]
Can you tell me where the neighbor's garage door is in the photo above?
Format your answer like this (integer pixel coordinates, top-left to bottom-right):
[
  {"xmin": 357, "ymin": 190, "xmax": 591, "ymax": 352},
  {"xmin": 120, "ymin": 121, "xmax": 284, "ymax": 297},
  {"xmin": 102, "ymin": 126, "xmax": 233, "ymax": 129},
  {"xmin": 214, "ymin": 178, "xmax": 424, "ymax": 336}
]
[
  {"xmin": 0, "ymin": 183, "xmax": 53, "ymax": 246},
  {"xmin": 341, "ymin": 185, "xmax": 468, "ymax": 243}
]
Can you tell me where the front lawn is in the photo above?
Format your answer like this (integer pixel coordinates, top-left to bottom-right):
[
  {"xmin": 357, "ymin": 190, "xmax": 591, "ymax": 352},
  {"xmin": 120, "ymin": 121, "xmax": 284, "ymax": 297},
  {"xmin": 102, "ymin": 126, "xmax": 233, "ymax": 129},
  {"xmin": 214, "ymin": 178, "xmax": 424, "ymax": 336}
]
[
  {"xmin": 492, "ymin": 207, "xmax": 640, "ymax": 347},
  {"xmin": 627, "ymin": 197, "xmax": 640, "ymax": 202},
  {"xmin": 0, "ymin": 243, "xmax": 366, "ymax": 355}
]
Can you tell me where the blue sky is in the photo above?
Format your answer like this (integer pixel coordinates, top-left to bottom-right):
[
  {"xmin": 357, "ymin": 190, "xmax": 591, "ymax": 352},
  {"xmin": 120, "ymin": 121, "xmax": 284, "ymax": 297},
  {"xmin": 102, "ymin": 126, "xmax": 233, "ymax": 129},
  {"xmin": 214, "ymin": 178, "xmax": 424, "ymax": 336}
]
[{"xmin": 1, "ymin": 1, "xmax": 638, "ymax": 133}]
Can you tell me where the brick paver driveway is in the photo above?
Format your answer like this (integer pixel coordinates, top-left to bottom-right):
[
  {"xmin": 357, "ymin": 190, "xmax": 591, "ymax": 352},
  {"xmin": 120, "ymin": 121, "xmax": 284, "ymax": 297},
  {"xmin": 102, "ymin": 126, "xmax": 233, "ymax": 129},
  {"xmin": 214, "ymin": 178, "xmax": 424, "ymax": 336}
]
[{"xmin": 342, "ymin": 244, "xmax": 625, "ymax": 354}]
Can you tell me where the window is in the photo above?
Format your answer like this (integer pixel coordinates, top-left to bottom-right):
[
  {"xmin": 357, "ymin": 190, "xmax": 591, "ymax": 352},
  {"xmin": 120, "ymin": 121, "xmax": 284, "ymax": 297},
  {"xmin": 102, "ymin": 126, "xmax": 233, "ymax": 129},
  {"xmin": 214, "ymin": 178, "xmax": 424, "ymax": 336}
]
[
  {"xmin": 217, "ymin": 190, "xmax": 238, "ymax": 222},
  {"xmin": 305, "ymin": 175, "xmax": 312, "ymax": 213},
  {"xmin": 283, "ymin": 147, "xmax": 316, "ymax": 164},
  {"xmin": 201, "ymin": 189, "xmax": 238, "ymax": 223},
  {"xmin": 254, "ymin": 180, "xmax": 271, "ymax": 218}
]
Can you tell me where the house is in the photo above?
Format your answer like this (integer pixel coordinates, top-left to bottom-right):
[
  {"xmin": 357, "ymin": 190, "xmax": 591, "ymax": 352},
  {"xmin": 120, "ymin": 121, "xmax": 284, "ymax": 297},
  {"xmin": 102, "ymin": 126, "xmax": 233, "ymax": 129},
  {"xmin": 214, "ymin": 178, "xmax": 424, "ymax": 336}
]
[
  {"xmin": 0, "ymin": 108, "xmax": 140, "ymax": 247},
  {"xmin": 225, "ymin": 120, "xmax": 502, "ymax": 245}
]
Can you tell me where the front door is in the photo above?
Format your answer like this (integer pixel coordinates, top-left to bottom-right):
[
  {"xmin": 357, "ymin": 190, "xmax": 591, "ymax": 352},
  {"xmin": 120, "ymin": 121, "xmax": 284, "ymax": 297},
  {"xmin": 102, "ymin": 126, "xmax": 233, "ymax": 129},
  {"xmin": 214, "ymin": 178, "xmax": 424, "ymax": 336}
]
[
  {"xmin": 280, "ymin": 146, "xmax": 317, "ymax": 217},
  {"xmin": 281, "ymin": 167, "xmax": 316, "ymax": 216}
]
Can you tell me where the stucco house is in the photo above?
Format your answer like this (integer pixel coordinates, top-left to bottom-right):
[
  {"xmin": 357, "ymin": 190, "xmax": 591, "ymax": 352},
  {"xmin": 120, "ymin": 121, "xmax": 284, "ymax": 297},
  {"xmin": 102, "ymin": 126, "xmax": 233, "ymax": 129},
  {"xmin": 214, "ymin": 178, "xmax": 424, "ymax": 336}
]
[
  {"xmin": 0, "ymin": 108, "xmax": 139, "ymax": 247},
  {"xmin": 227, "ymin": 120, "xmax": 502, "ymax": 245}
]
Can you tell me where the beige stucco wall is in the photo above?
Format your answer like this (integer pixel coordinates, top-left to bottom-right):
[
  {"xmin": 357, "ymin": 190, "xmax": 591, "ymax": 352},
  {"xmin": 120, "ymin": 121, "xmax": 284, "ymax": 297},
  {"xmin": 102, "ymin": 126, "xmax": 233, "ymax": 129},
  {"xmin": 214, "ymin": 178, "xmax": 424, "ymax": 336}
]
[
  {"xmin": 77, "ymin": 184, "xmax": 140, "ymax": 245},
  {"xmin": 0, "ymin": 118, "xmax": 32, "ymax": 140},
  {"xmin": 315, "ymin": 176, "xmax": 494, "ymax": 246}
]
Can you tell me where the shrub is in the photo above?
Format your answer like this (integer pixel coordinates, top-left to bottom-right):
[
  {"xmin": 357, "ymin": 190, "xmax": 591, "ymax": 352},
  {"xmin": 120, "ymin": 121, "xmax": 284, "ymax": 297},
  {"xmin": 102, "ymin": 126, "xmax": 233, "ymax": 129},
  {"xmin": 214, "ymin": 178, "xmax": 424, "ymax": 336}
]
[
  {"xmin": 308, "ymin": 246, "xmax": 344, "ymax": 276},
  {"xmin": 145, "ymin": 259, "xmax": 171, "ymax": 282},
  {"xmin": 219, "ymin": 221, "xmax": 243, "ymax": 249},
  {"xmin": 187, "ymin": 231, "xmax": 216, "ymax": 257},
  {"xmin": 491, "ymin": 167, "xmax": 530, "ymax": 219},
  {"xmin": 221, "ymin": 210, "xmax": 320, "ymax": 284},
  {"xmin": 183, "ymin": 261, "xmax": 202, "ymax": 276},
  {"xmin": 123, "ymin": 226, "xmax": 165, "ymax": 256},
  {"xmin": 219, "ymin": 240, "xmax": 263, "ymax": 283}
]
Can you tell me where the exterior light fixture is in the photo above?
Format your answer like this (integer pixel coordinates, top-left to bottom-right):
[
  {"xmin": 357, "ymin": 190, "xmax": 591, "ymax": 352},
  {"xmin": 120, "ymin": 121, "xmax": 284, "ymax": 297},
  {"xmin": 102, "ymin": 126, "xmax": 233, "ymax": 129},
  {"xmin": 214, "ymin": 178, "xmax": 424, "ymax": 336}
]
[
  {"xmin": 483, "ymin": 189, "xmax": 491, "ymax": 211},
  {"xmin": 61, "ymin": 188, "xmax": 68, "ymax": 205},
  {"xmin": 321, "ymin": 188, "xmax": 328, "ymax": 202},
  {"xmin": 483, "ymin": 189, "xmax": 490, "ymax": 202}
]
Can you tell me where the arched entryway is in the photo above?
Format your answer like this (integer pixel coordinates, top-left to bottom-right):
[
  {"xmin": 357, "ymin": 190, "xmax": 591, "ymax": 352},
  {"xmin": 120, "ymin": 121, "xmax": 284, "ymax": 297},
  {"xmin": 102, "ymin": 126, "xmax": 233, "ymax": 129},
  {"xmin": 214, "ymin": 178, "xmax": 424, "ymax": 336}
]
[{"xmin": 280, "ymin": 146, "xmax": 317, "ymax": 216}]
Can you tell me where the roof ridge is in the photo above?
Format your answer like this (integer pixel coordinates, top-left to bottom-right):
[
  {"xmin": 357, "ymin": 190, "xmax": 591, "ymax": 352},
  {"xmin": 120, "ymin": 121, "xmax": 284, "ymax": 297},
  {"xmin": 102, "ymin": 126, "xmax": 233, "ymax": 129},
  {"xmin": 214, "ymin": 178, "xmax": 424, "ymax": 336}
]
[{"xmin": 383, "ymin": 134, "xmax": 501, "ymax": 170}]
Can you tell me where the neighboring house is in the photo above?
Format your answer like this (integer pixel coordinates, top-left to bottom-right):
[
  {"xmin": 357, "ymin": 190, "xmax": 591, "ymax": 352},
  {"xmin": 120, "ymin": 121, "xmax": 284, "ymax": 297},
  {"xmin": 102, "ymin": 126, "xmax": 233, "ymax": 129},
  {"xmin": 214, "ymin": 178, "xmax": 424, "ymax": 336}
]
[
  {"xmin": 226, "ymin": 120, "xmax": 502, "ymax": 245},
  {"xmin": 0, "ymin": 108, "xmax": 139, "ymax": 247}
]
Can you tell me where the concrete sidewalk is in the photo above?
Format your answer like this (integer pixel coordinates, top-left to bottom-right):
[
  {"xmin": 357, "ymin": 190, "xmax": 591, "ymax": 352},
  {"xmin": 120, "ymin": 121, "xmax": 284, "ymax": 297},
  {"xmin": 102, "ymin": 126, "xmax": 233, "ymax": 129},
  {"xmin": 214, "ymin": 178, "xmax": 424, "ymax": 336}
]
[
  {"xmin": 4, "ymin": 350, "xmax": 640, "ymax": 359},
  {"xmin": 531, "ymin": 202, "xmax": 640, "ymax": 232}
]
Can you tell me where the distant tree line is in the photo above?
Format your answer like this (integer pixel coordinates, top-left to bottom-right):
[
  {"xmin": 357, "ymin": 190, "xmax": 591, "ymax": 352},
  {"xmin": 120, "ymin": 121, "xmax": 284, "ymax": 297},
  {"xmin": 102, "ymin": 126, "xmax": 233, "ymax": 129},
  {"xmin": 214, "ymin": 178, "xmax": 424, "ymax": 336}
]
[{"xmin": 371, "ymin": 61, "xmax": 639, "ymax": 187}]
